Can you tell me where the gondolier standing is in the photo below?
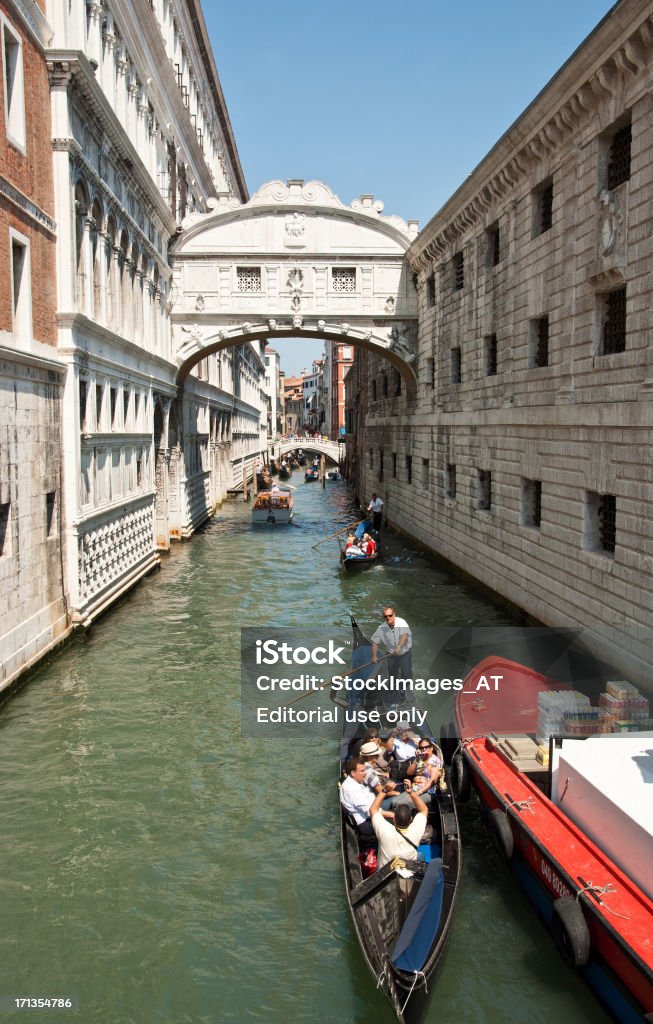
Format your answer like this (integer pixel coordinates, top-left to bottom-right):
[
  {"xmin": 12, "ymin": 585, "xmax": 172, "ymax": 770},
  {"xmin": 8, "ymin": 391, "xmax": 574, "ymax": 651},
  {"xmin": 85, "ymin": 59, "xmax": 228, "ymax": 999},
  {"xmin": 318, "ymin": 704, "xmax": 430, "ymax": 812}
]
[
  {"xmin": 371, "ymin": 607, "xmax": 413, "ymax": 697},
  {"xmin": 366, "ymin": 493, "xmax": 384, "ymax": 531}
]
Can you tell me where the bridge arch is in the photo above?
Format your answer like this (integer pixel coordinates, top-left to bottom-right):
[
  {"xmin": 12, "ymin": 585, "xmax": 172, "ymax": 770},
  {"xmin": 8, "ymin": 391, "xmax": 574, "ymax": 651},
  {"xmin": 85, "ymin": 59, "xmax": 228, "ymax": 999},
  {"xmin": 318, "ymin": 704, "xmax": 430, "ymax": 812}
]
[{"xmin": 169, "ymin": 179, "xmax": 419, "ymax": 388}]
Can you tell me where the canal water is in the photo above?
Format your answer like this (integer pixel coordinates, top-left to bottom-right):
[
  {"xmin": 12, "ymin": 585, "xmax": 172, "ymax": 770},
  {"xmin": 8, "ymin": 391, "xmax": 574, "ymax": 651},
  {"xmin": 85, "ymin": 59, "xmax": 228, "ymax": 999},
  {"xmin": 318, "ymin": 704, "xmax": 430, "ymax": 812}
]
[{"xmin": 0, "ymin": 480, "xmax": 610, "ymax": 1024}]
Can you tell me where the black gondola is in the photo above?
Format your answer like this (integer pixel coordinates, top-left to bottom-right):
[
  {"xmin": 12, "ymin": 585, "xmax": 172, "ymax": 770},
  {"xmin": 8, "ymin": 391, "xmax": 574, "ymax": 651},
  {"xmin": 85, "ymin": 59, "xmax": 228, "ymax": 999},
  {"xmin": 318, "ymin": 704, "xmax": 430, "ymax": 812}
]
[
  {"xmin": 339, "ymin": 523, "xmax": 381, "ymax": 572},
  {"xmin": 336, "ymin": 617, "xmax": 461, "ymax": 1024}
]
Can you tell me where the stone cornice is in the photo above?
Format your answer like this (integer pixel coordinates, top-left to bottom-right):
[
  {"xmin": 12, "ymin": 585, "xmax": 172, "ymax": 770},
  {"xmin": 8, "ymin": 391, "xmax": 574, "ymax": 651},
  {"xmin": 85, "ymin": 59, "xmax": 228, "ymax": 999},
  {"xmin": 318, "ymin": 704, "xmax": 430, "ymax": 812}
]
[
  {"xmin": 46, "ymin": 51, "xmax": 176, "ymax": 237},
  {"xmin": 0, "ymin": 173, "xmax": 56, "ymax": 235},
  {"xmin": 5, "ymin": 0, "xmax": 53, "ymax": 48},
  {"xmin": 408, "ymin": 2, "xmax": 653, "ymax": 271}
]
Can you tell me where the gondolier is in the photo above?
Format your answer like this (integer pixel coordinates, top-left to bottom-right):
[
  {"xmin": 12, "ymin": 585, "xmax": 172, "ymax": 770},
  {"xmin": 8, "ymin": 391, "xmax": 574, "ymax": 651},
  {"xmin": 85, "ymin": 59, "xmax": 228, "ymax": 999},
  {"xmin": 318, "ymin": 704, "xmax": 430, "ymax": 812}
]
[
  {"xmin": 367, "ymin": 493, "xmax": 384, "ymax": 530},
  {"xmin": 371, "ymin": 607, "xmax": 413, "ymax": 696}
]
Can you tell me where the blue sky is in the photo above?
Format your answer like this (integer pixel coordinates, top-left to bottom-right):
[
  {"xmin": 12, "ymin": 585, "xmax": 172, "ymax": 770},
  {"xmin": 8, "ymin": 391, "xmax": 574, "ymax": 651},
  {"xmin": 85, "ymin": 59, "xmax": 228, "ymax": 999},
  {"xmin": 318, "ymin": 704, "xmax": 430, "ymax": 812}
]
[{"xmin": 207, "ymin": 0, "xmax": 616, "ymax": 374}]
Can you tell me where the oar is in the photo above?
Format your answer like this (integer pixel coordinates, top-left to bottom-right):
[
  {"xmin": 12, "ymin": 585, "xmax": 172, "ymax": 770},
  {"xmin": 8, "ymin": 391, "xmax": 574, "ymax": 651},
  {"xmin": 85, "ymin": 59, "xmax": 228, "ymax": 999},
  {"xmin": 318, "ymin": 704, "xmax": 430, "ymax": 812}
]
[
  {"xmin": 311, "ymin": 518, "xmax": 368, "ymax": 548},
  {"xmin": 281, "ymin": 654, "xmax": 388, "ymax": 707}
]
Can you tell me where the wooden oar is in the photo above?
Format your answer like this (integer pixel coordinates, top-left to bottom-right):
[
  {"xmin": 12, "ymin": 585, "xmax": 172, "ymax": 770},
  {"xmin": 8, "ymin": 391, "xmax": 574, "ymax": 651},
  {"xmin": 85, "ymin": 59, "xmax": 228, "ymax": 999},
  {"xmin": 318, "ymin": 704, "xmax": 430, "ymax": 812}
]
[
  {"xmin": 311, "ymin": 518, "xmax": 368, "ymax": 548},
  {"xmin": 281, "ymin": 654, "xmax": 388, "ymax": 707}
]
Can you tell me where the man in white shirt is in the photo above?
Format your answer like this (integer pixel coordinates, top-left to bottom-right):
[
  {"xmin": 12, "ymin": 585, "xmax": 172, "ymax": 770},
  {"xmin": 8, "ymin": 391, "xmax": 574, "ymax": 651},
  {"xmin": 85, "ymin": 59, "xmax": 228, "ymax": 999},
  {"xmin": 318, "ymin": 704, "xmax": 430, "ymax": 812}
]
[
  {"xmin": 371, "ymin": 607, "xmax": 413, "ymax": 699},
  {"xmin": 367, "ymin": 493, "xmax": 384, "ymax": 531},
  {"xmin": 369, "ymin": 788, "xmax": 429, "ymax": 868},
  {"xmin": 339, "ymin": 757, "xmax": 394, "ymax": 839}
]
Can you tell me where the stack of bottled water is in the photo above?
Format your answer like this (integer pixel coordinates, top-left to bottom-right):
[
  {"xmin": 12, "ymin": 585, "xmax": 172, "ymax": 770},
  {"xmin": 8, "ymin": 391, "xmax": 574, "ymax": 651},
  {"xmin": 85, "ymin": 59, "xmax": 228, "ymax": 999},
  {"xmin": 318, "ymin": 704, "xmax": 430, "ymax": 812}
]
[{"xmin": 536, "ymin": 690, "xmax": 592, "ymax": 745}]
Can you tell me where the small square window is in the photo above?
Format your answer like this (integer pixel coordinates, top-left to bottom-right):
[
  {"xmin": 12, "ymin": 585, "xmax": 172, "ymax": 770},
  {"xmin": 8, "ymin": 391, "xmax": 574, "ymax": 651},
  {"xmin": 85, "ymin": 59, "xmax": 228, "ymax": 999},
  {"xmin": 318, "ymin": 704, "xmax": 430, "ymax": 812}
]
[
  {"xmin": 236, "ymin": 266, "xmax": 262, "ymax": 292},
  {"xmin": 533, "ymin": 180, "xmax": 553, "ymax": 236},
  {"xmin": 521, "ymin": 479, "xmax": 542, "ymax": 528},
  {"xmin": 332, "ymin": 267, "xmax": 356, "ymax": 292}
]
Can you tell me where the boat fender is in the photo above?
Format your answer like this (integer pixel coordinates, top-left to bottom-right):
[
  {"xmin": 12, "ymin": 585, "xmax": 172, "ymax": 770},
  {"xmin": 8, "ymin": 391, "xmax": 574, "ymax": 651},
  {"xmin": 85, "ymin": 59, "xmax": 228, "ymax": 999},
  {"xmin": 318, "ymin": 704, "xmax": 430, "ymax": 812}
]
[
  {"xmin": 452, "ymin": 752, "xmax": 471, "ymax": 803},
  {"xmin": 489, "ymin": 809, "xmax": 514, "ymax": 860},
  {"xmin": 551, "ymin": 897, "xmax": 590, "ymax": 968},
  {"xmin": 267, "ymin": 514, "xmax": 276, "ymax": 523}
]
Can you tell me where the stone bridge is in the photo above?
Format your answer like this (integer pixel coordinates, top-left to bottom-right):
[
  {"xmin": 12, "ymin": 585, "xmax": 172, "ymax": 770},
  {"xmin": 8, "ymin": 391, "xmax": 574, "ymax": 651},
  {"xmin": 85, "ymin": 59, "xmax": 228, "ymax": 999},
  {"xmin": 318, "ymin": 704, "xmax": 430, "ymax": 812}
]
[
  {"xmin": 270, "ymin": 437, "xmax": 344, "ymax": 464},
  {"xmin": 169, "ymin": 179, "xmax": 419, "ymax": 386}
]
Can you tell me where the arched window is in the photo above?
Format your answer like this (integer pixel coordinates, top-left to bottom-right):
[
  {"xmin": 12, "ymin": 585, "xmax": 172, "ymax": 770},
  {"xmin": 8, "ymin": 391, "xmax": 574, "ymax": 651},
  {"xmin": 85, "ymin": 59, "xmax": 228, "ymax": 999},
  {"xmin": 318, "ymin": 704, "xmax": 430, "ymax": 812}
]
[
  {"xmin": 106, "ymin": 215, "xmax": 117, "ymax": 328},
  {"xmin": 90, "ymin": 199, "xmax": 103, "ymax": 321},
  {"xmin": 74, "ymin": 181, "xmax": 89, "ymax": 313}
]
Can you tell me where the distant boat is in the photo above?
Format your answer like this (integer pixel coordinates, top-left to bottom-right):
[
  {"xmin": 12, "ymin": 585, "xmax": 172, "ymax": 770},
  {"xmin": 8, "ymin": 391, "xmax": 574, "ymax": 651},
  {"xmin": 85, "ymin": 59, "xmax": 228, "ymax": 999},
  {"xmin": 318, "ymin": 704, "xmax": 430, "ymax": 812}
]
[
  {"xmin": 251, "ymin": 486, "xmax": 294, "ymax": 524},
  {"xmin": 326, "ymin": 469, "xmax": 343, "ymax": 481},
  {"xmin": 305, "ymin": 467, "xmax": 319, "ymax": 482}
]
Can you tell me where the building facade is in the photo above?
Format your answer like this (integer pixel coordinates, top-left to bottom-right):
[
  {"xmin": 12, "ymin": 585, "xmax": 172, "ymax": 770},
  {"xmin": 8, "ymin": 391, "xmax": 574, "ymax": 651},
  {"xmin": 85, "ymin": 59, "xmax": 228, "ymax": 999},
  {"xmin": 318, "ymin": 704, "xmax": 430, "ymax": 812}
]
[
  {"xmin": 360, "ymin": 0, "xmax": 653, "ymax": 680},
  {"xmin": 0, "ymin": 0, "xmax": 66, "ymax": 688}
]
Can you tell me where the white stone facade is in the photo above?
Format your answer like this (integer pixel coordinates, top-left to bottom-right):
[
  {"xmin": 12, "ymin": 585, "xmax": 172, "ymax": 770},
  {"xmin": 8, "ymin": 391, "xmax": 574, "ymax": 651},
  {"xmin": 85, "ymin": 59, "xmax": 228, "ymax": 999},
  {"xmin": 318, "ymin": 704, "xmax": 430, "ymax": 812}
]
[{"xmin": 362, "ymin": 0, "xmax": 653, "ymax": 681}]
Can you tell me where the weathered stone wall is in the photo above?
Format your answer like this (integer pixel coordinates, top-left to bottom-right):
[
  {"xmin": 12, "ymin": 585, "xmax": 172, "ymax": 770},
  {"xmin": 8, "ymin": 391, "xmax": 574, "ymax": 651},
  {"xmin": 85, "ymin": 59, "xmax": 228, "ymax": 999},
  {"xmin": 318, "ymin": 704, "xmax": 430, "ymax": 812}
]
[{"xmin": 361, "ymin": 0, "xmax": 653, "ymax": 682}]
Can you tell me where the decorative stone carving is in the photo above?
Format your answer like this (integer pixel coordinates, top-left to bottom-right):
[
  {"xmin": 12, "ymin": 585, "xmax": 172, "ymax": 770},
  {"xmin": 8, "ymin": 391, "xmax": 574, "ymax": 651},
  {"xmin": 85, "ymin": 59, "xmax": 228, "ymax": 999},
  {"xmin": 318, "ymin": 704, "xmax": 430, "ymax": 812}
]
[
  {"xmin": 195, "ymin": 294, "xmax": 205, "ymax": 311},
  {"xmin": 287, "ymin": 266, "xmax": 304, "ymax": 312},
  {"xmin": 388, "ymin": 323, "xmax": 416, "ymax": 364},
  {"xmin": 598, "ymin": 189, "xmax": 624, "ymax": 257},
  {"xmin": 284, "ymin": 212, "xmax": 306, "ymax": 247},
  {"xmin": 340, "ymin": 323, "xmax": 350, "ymax": 334},
  {"xmin": 292, "ymin": 315, "xmax": 303, "ymax": 329},
  {"xmin": 317, "ymin": 320, "xmax": 325, "ymax": 331},
  {"xmin": 268, "ymin": 319, "xmax": 278, "ymax": 331},
  {"xmin": 242, "ymin": 322, "xmax": 252, "ymax": 333},
  {"xmin": 180, "ymin": 324, "xmax": 204, "ymax": 346},
  {"xmin": 385, "ymin": 296, "xmax": 395, "ymax": 314}
]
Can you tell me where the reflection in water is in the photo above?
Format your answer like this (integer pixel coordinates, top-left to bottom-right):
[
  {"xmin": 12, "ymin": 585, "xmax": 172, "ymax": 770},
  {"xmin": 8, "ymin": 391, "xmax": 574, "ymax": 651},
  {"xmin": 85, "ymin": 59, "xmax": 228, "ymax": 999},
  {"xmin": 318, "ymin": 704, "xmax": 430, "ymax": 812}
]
[{"xmin": 0, "ymin": 482, "xmax": 610, "ymax": 1023}]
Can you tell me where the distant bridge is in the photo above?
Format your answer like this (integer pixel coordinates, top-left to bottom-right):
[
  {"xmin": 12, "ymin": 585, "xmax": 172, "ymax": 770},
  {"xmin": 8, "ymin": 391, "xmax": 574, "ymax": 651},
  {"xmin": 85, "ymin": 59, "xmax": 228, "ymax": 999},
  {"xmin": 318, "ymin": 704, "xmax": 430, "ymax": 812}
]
[{"xmin": 270, "ymin": 438, "xmax": 344, "ymax": 464}]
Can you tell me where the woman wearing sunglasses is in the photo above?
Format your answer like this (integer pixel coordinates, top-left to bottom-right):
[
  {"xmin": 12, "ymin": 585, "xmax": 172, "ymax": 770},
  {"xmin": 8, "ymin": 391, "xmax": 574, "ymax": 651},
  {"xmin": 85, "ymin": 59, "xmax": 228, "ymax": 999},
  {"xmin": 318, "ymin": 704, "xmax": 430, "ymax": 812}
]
[{"xmin": 407, "ymin": 739, "xmax": 443, "ymax": 805}]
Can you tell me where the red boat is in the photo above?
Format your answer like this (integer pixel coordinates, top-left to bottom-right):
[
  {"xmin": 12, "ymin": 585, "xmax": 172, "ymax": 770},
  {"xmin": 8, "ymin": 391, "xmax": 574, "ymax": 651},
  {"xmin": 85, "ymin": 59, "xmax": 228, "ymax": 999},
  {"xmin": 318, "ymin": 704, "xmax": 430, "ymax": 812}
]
[{"xmin": 445, "ymin": 656, "xmax": 653, "ymax": 1024}]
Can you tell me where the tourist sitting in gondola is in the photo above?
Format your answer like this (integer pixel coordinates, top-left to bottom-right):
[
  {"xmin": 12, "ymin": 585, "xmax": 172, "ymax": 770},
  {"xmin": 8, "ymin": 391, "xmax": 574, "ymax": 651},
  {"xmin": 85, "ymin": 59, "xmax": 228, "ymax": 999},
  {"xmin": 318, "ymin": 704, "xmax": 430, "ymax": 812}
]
[
  {"xmin": 369, "ymin": 787, "xmax": 430, "ymax": 869},
  {"xmin": 361, "ymin": 533, "xmax": 377, "ymax": 557},
  {"xmin": 339, "ymin": 756, "xmax": 395, "ymax": 839},
  {"xmin": 403, "ymin": 738, "xmax": 443, "ymax": 806}
]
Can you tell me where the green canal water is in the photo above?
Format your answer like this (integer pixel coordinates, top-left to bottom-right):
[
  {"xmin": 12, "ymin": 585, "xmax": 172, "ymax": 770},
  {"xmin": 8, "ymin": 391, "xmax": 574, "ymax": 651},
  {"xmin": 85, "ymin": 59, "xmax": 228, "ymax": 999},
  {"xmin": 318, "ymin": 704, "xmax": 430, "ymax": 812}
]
[{"xmin": 0, "ymin": 481, "xmax": 610, "ymax": 1023}]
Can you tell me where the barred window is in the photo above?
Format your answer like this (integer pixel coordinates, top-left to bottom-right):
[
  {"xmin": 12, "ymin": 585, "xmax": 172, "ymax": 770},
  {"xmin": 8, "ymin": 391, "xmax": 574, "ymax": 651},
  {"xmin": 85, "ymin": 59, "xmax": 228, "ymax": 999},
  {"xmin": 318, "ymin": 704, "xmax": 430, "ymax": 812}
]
[
  {"xmin": 607, "ymin": 122, "xmax": 631, "ymax": 190},
  {"xmin": 585, "ymin": 491, "xmax": 616, "ymax": 555},
  {"xmin": 477, "ymin": 470, "xmax": 491, "ymax": 510},
  {"xmin": 486, "ymin": 224, "xmax": 501, "ymax": 267},
  {"xmin": 332, "ymin": 267, "xmax": 356, "ymax": 292},
  {"xmin": 450, "ymin": 347, "xmax": 461, "ymax": 384},
  {"xmin": 521, "ymin": 479, "xmax": 542, "ymax": 528},
  {"xmin": 529, "ymin": 316, "xmax": 549, "ymax": 368},
  {"xmin": 236, "ymin": 266, "xmax": 262, "ymax": 292},
  {"xmin": 452, "ymin": 252, "xmax": 464, "ymax": 291},
  {"xmin": 601, "ymin": 287, "xmax": 626, "ymax": 355},
  {"xmin": 533, "ymin": 180, "xmax": 553, "ymax": 236},
  {"xmin": 446, "ymin": 464, "xmax": 456, "ymax": 499},
  {"xmin": 485, "ymin": 333, "xmax": 498, "ymax": 376}
]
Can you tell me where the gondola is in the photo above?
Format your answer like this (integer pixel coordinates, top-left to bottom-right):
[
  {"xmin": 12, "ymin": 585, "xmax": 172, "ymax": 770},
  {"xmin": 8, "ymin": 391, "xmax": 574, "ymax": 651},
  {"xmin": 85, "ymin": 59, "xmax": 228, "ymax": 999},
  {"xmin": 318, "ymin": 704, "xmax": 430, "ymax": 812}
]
[
  {"xmin": 339, "ymin": 522, "xmax": 381, "ymax": 572},
  {"xmin": 336, "ymin": 617, "xmax": 461, "ymax": 1024},
  {"xmin": 305, "ymin": 466, "xmax": 319, "ymax": 482}
]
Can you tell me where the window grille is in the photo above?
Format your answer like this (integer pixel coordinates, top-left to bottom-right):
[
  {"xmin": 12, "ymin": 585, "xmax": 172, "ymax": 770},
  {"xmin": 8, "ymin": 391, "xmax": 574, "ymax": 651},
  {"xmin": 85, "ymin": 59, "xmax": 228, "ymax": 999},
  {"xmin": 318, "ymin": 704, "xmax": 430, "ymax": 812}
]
[
  {"xmin": 485, "ymin": 334, "xmax": 498, "ymax": 376},
  {"xmin": 236, "ymin": 266, "xmax": 262, "ymax": 292},
  {"xmin": 598, "ymin": 494, "xmax": 616, "ymax": 553},
  {"xmin": 332, "ymin": 267, "xmax": 356, "ymax": 292},
  {"xmin": 602, "ymin": 287, "xmax": 626, "ymax": 355},
  {"xmin": 452, "ymin": 252, "xmax": 464, "ymax": 291},
  {"xmin": 607, "ymin": 123, "xmax": 631, "ymax": 190}
]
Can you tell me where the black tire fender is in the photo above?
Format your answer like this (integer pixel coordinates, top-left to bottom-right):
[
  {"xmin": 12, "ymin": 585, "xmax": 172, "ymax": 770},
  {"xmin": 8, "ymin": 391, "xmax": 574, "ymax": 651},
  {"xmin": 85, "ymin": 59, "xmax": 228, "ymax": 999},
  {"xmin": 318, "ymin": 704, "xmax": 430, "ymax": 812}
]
[
  {"xmin": 489, "ymin": 808, "xmax": 514, "ymax": 860},
  {"xmin": 452, "ymin": 752, "xmax": 471, "ymax": 803},
  {"xmin": 551, "ymin": 897, "xmax": 590, "ymax": 968}
]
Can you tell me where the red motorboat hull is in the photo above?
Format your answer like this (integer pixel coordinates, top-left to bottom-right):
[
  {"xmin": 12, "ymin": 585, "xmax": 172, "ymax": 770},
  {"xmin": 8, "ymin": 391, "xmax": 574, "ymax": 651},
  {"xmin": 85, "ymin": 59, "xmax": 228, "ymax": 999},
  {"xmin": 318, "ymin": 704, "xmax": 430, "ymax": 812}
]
[{"xmin": 454, "ymin": 657, "xmax": 653, "ymax": 1023}]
